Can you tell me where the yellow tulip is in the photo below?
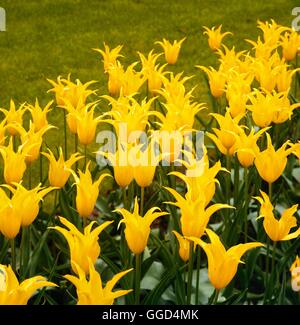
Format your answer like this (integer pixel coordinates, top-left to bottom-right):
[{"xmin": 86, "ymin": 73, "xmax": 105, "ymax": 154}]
[
  {"xmin": 72, "ymin": 162, "xmax": 110, "ymax": 218},
  {"xmin": 276, "ymin": 64, "xmax": 300, "ymax": 93},
  {"xmin": 106, "ymin": 97, "xmax": 153, "ymax": 141},
  {"xmin": 217, "ymin": 45, "xmax": 245, "ymax": 73},
  {"xmin": 0, "ymin": 264, "xmax": 56, "ymax": 305},
  {"xmin": 0, "ymin": 188, "xmax": 21, "ymax": 239},
  {"xmin": 51, "ymin": 216, "xmax": 113, "ymax": 275},
  {"xmin": 0, "ymin": 99, "xmax": 27, "ymax": 135},
  {"xmin": 188, "ymin": 229, "xmax": 263, "ymax": 289},
  {"xmin": 107, "ymin": 61, "xmax": 124, "ymax": 96},
  {"xmin": 173, "ymin": 231, "xmax": 191, "ymax": 262},
  {"xmin": 0, "ymin": 138, "xmax": 27, "ymax": 185},
  {"xmin": 197, "ymin": 66, "xmax": 226, "ymax": 98},
  {"xmin": 247, "ymin": 89, "xmax": 274, "ymax": 127},
  {"xmin": 255, "ymin": 190, "xmax": 300, "ymax": 241},
  {"xmin": 234, "ymin": 127, "xmax": 269, "ymax": 168},
  {"xmin": 65, "ymin": 259, "xmax": 132, "ymax": 305},
  {"xmin": 280, "ymin": 30, "xmax": 300, "ymax": 61},
  {"xmin": 120, "ymin": 62, "xmax": 146, "ymax": 96},
  {"xmin": 19, "ymin": 122, "xmax": 55, "ymax": 163},
  {"xmin": 170, "ymin": 147, "xmax": 227, "ymax": 206},
  {"xmin": 27, "ymin": 99, "xmax": 53, "ymax": 132},
  {"xmin": 115, "ymin": 197, "xmax": 168, "ymax": 254},
  {"xmin": 0, "ymin": 118, "xmax": 8, "ymax": 145},
  {"xmin": 271, "ymin": 91, "xmax": 300, "ymax": 124},
  {"xmin": 203, "ymin": 25, "xmax": 232, "ymax": 51},
  {"xmin": 42, "ymin": 147, "xmax": 83, "ymax": 188},
  {"xmin": 76, "ymin": 103, "xmax": 102, "ymax": 145},
  {"xmin": 206, "ymin": 110, "xmax": 243, "ymax": 156},
  {"xmin": 257, "ymin": 19, "xmax": 287, "ymax": 48},
  {"xmin": 254, "ymin": 133, "xmax": 291, "ymax": 183},
  {"xmin": 131, "ymin": 141, "xmax": 160, "ymax": 188},
  {"xmin": 138, "ymin": 50, "xmax": 162, "ymax": 73},
  {"xmin": 93, "ymin": 43, "xmax": 123, "ymax": 72},
  {"xmin": 290, "ymin": 256, "xmax": 300, "ymax": 292},
  {"xmin": 290, "ymin": 141, "xmax": 300, "ymax": 162},
  {"xmin": 48, "ymin": 75, "xmax": 96, "ymax": 107},
  {"xmin": 252, "ymin": 58, "xmax": 278, "ymax": 92},
  {"xmin": 246, "ymin": 37, "xmax": 276, "ymax": 60},
  {"xmin": 5, "ymin": 182, "xmax": 55, "ymax": 227},
  {"xmin": 101, "ymin": 143, "xmax": 134, "ymax": 188},
  {"xmin": 156, "ymin": 38, "xmax": 186, "ymax": 64},
  {"xmin": 165, "ymin": 187, "xmax": 232, "ymax": 238}
]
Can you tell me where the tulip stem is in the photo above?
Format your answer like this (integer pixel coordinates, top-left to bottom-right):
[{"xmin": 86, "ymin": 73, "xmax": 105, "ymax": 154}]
[
  {"xmin": 83, "ymin": 217, "xmax": 87, "ymax": 229},
  {"xmin": 195, "ymin": 247, "xmax": 201, "ymax": 305},
  {"xmin": 271, "ymin": 241, "xmax": 277, "ymax": 276},
  {"xmin": 123, "ymin": 187, "xmax": 127, "ymax": 209},
  {"xmin": 84, "ymin": 144, "xmax": 87, "ymax": 169},
  {"xmin": 268, "ymin": 182, "xmax": 272, "ymax": 201},
  {"xmin": 265, "ymin": 238, "xmax": 270, "ymax": 286},
  {"xmin": 295, "ymin": 54, "xmax": 298, "ymax": 98},
  {"xmin": 244, "ymin": 167, "xmax": 248, "ymax": 242},
  {"xmin": 75, "ymin": 134, "xmax": 78, "ymax": 171},
  {"xmin": 187, "ymin": 241, "xmax": 194, "ymax": 304},
  {"xmin": 140, "ymin": 187, "xmax": 144, "ymax": 216},
  {"xmin": 63, "ymin": 110, "xmax": 68, "ymax": 158},
  {"xmin": 10, "ymin": 238, "xmax": 16, "ymax": 273},
  {"xmin": 134, "ymin": 253, "xmax": 142, "ymax": 305},
  {"xmin": 39, "ymin": 144, "xmax": 43, "ymax": 184},
  {"xmin": 212, "ymin": 289, "xmax": 220, "ymax": 305}
]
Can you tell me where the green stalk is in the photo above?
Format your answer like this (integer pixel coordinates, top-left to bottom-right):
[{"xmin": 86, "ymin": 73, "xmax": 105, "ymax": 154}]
[
  {"xmin": 123, "ymin": 187, "xmax": 127, "ymax": 209},
  {"xmin": 244, "ymin": 167, "xmax": 249, "ymax": 242},
  {"xmin": 295, "ymin": 54, "xmax": 298, "ymax": 98},
  {"xmin": 39, "ymin": 144, "xmax": 43, "ymax": 184},
  {"xmin": 84, "ymin": 144, "xmax": 87, "ymax": 169},
  {"xmin": 75, "ymin": 134, "xmax": 79, "ymax": 171},
  {"xmin": 233, "ymin": 156, "xmax": 239, "ymax": 205},
  {"xmin": 271, "ymin": 241, "xmax": 277, "ymax": 276},
  {"xmin": 195, "ymin": 247, "xmax": 201, "ymax": 305},
  {"xmin": 268, "ymin": 182, "xmax": 272, "ymax": 201},
  {"xmin": 10, "ymin": 238, "xmax": 16, "ymax": 273},
  {"xmin": 134, "ymin": 253, "xmax": 142, "ymax": 305},
  {"xmin": 212, "ymin": 289, "xmax": 220, "ymax": 305},
  {"xmin": 140, "ymin": 187, "xmax": 144, "ymax": 216},
  {"xmin": 63, "ymin": 110, "xmax": 68, "ymax": 158},
  {"xmin": 265, "ymin": 238, "xmax": 270, "ymax": 287},
  {"xmin": 186, "ymin": 241, "xmax": 194, "ymax": 304}
]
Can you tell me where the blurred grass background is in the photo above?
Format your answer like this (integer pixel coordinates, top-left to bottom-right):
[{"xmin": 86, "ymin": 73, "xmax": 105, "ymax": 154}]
[{"xmin": 0, "ymin": 0, "xmax": 297, "ymax": 191}]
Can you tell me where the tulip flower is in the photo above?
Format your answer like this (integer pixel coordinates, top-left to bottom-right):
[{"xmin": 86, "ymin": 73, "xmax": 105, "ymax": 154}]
[
  {"xmin": 0, "ymin": 188, "xmax": 21, "ymax": 239},
  {"xmin": 246, "ymin": 37, "xmax": 276, "ymax": 61},
  {"xmin": 72, "ymin": 162, "xmax": 110, "ymax": 218},
  {"xmin": 138, "ymin": 50, "xmax": 162, "ymax": 73},
  {"xmin": 75, "ymin": 102, "xmax": 102, "ymax": 145},
  {"xmin": 197, "ymin": 66, "xmax": 226, "ymax": 98},
  {"xmin": 290, "ymin": 256, "xmax": 300, "ymax": 292},
  {"xmin": 254, "ymin": 133, "xmax": 292, "ymax": 183},
  {"xmin": 130, "ymin": 141, "xmax": 160, "ymax": 188},
  {"xmin": 173, "ymin": 231, "xmax": 191, "ymax": 262},
  {"xmin": 27, "ymin": 99, "xmax": 53, "ymax": 132},
  {"xmin": 252, "ymin": 59, "xmax": 278, "ymax": 92},
  {"xmin": 276, "ymin": 64, "xmax": 300, "ymax": 93},
  {"xmin": 0, "ymin": 118, "xmax": 8, "ymax": 145},
  {"xmin": 0, "ymin": 138, "xmax": 27, "ymax": 185},
  {"xmin": 18, "ymin": 122, "xmax": 55, "ymax": 163},
  {"xmin": 255, "ymin": 191, "xmax": 300, "ymax": 241},
  {"xmin": 0, "ymin": 99, "xmax": 27, "ymax": 135},
  {"xmin": 165, "ymin": 187, "xmax": 232, "ymax": 238},
  {"xmin": 188, "ymin": 229, "xmax": 263, "ymax": 289},
  {"xmin": 156, "ymin": 38, "xmax": 186, "ymax": 64},
  {"xmin": 0, "ymin": 264, "xmax": 56, "ymax": 305},
  {"xmin": 203, "ymin": 25, "xmax": 232, "ymax": 51},
  {"xmin": 42, "ymin": 147, "xmax": 83, "ymax": 188},
  {"xmin": 280, "ymin": 30, "xmax": 300, "ymax": 61},
  {"xmin": 115, "ymin": 197, "xmax": 168, "ymax": 254},
  {"xmin": 217, "ymin": 46, "xmax": 245, "ymax": 73},
  {"xmin": 234, "ymin": 127, "xmax": 269, "ymax": 168},
  {"xmin": 257, "ymin": 19, "xmax": 287, "ymax": 48},
  {"xmin": 64, "ymin": 259, "xmax": 132, "ymax": 305},
  {"xmin": 48, "ymin": 75, "xmax": 96, "ymax": 107},
  {"xmin": 271, "ymin": 91, "xmax": 300, "ymax": 124},
  {"xmin": 99, "ymin": 142, "xmax": 134, "ymax": 188},
  {"xmin": 206, "ymin": 110, "xmax": 243, "ymax": 156},
  {"xmin": 170, "ymin": 147, "xmax": 227, "ymax": 205},
  {"xmin": 93, "ymin": 43, "xmax": 123, "ymax": 72},
  {"xmin": 51, "ymin": 216, "xmax": 113, "ymax": 274},
  {"xmin": 290, "ymin": 141, "xmax": 300, "ymax": 162},
  {"xmin": 107, "ymin": 61, "xmax": 124, "ymax": 96},
  {"xmin": 4, "ymin": 182, "xmax": 55, "ymax": 227}
]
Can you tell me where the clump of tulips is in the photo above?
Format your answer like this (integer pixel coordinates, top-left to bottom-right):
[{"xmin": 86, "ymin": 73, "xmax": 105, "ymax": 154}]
[{"xmin": 0, "ymin": 19, "xmax": 300, "ymax": 305}]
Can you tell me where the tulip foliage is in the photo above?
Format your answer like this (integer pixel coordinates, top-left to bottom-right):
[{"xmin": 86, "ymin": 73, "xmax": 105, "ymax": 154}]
[{"xmin": 0, "ymin": 20, "xmax": 300, "ymax": 306}]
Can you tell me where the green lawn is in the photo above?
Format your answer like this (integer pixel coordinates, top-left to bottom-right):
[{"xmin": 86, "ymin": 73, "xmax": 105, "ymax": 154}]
[{"xmin": 0, "ymin": 0, "xmax": 297, "ymax": 184}]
